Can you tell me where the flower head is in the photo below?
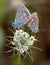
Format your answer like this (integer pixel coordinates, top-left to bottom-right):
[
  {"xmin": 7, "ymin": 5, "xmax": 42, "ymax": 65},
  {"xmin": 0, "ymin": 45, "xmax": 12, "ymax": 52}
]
[{"xmin": 11, "ymin": 29, "xmax": 36, "ymax": 54}]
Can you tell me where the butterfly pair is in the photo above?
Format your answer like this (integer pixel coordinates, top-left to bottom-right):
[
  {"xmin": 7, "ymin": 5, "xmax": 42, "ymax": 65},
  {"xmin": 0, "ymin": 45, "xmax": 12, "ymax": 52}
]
[{"xmin": 12, "ymin": 3, "xmax": 39, "ymax": 33}]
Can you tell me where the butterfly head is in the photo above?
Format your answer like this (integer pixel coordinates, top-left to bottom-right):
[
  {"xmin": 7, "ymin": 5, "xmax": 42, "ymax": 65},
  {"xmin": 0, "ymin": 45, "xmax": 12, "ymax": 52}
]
[{"xmin": 12, "ymin": 21, "xmax": 17, "ymax": 29}]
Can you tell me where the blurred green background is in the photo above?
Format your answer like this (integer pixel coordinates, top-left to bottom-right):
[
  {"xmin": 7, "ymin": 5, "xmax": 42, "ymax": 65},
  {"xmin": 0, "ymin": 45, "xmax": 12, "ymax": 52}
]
[{"xmin": 0, "ymin": 0, "xmax": 50, "ymax": 65}]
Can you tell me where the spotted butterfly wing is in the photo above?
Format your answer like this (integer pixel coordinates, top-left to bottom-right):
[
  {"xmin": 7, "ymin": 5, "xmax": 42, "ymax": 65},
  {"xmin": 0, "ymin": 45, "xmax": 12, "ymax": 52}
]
[
  {"xmin": 28, "ymin": 12, "xmax": 39, "ymax": 33},
  {"xmin": 12, "ymin": 3, "xmax": 31, "ymax": 29}
]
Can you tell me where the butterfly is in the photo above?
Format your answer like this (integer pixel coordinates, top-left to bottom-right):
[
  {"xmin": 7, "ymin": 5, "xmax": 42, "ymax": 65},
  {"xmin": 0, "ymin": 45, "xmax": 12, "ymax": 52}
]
[
  {"xmin": 28, "ymin": 12, "xmax": 39, "ymax": 33},
  {"xmin": 12, "ymin": 3, "xmax": 39, "ymax": 33},
  {"xmin": 12, "ymin": 3, "xmax": 31, "ymax": 29}
]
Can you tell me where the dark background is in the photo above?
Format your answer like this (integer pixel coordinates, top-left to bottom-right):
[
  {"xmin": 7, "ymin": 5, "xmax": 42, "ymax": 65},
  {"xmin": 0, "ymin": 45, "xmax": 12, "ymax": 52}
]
[{"xmin": 0, "ymin": 0, "xmax": 50, "ymax": 65}]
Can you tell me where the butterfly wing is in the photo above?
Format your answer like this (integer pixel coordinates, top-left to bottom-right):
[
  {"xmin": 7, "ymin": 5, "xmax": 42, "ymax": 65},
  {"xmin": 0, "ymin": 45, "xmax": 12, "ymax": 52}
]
[
  {"xmin": 28, "ymin": 12, "xmax": 39, "ymax": 33},
  {"xmin": 12, "ymin": 3, "xmax": 31, "ymax": 29}
]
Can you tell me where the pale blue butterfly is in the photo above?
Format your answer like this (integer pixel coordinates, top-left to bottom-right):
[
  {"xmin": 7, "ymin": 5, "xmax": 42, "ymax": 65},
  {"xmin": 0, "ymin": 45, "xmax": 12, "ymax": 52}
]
[
  {"xmin": 28, "ymin": 12, "xmax": 39, "ymax": 33},
  {"xmin": 12, "ymin": 3, "xmax": 31, "ymax": 29}
]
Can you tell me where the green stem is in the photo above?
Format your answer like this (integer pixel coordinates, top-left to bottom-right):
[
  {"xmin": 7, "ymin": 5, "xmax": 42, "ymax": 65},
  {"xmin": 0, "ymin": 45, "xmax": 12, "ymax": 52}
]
[{"xmin": 18, "ymin": 53, "xmax": 21, "ymax": 65}]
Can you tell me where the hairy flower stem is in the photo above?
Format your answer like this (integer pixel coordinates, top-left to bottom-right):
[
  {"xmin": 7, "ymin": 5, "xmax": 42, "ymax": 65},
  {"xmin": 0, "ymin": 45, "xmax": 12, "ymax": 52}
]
[{"xmin": 18, "ymin": 53, "xmax": 21, "ymax": 65}]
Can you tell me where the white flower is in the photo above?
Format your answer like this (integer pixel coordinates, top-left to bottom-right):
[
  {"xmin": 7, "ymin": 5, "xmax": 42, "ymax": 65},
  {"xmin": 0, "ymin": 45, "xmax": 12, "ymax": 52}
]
[
  {"xmin": 23, "ymin": 45, "xmax": 28, "ymax": 52},
  {"xmin": 15, "ymin": 47, "xmax": 19, "ymax": 51},
  {"xmin": 24, "ymin": 33, "xmax": 30, "ymax": 38},
  {"xmin": 19, "ymin": 48, "xmax": 24, "ymax": 54},
  {"xmin": 19, "ymin": 29, "xmax": 23, "ymax": 33},
  {"xmin": 30, "ymin": 36, "xmax": 36, "ymax": 41},
  {"xmin": 12, "ymin": 29, "xmax": 36, "ymax": 54},
  {"xmin": 11, "ymin": 42, "xmax": 15, "ymax": 45},
  {"xmin": 28, "ymin": 40, "xmax": 34, "ymax": 45}
]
